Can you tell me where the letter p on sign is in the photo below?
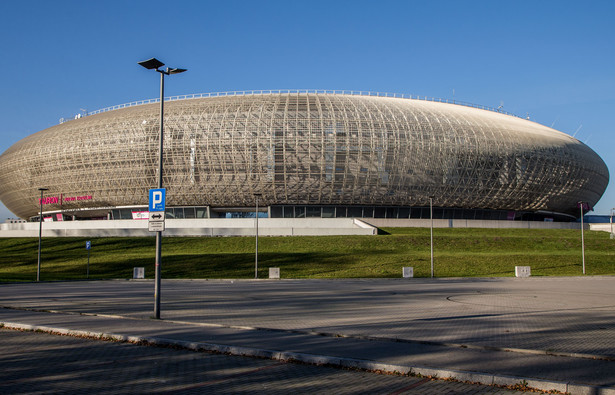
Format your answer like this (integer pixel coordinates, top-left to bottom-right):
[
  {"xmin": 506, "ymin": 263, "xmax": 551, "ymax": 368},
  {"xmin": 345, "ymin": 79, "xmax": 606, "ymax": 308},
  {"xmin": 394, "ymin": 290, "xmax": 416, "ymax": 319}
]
[{"xmin": 149, "ymin": 188, "xmax": 166, "ymax": 212}]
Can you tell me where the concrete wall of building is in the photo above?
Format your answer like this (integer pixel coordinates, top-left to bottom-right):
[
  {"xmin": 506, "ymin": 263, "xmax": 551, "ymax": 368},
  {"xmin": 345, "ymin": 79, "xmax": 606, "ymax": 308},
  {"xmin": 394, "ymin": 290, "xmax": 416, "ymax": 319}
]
[
  {"xmin": 0, "ymin": 217, "xmax": 590, "ymax": 238},
  {"xmin": 363, "ymin": 218, "xmax": 586, "ymax": 230},
  {"xmin": 0, "ymin": 218, "xmax": 377, "ymax": 237}
]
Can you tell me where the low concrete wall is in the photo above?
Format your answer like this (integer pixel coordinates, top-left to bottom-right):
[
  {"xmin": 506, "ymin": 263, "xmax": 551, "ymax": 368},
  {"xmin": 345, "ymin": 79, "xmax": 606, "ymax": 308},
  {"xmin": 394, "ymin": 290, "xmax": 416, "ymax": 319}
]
[
  {"xmin": 0, "ymin": 217, "xmax": 589, "ymax": 238},
  {"xmin": 590, "ymin": 223, "xmax": 614, "ymax": 233},
  {"xmin": 0, "ymin": 218, "xmax": 377, "ymax": 238},
  {"xmin": 363, "ymin": 218, "xmax": 586, "ymax": 230}
]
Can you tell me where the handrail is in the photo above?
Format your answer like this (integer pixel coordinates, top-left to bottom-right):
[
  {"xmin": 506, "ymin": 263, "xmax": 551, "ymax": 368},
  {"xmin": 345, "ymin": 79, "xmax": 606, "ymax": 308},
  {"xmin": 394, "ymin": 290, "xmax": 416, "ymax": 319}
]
[{"xmin": 60, "ymin": 89, "xmax": 524, "ymax": 123}]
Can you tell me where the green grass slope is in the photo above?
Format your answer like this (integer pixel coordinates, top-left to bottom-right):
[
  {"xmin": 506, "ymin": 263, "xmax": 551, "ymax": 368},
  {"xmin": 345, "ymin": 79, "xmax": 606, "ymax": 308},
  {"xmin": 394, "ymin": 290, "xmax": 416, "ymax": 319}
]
[{"xmin": 0, "ymin": 228, "xmax": 613, "ymax": 281}]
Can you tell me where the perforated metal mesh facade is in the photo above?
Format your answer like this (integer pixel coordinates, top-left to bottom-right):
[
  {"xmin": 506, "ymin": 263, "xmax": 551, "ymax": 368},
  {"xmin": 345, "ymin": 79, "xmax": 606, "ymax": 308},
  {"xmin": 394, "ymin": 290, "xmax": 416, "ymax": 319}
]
[{"xmin": 0, "ymin": 92, "xmax": 608, "ymax": 219}]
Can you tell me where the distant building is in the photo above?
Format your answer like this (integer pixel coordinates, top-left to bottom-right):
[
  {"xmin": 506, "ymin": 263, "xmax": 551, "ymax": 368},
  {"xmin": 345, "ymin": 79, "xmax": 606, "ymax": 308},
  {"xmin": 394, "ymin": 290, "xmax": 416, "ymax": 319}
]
[
  {"xmin": 4, "ymin": 218, "xmax": 26, "ymax": 224},
  {"xmin": 0, "ymin": 91, "xmax": 608, "ymax": 222},
  {"xmin": 582, "ymin": 215, "xmax": 614, "ymax": 224}
]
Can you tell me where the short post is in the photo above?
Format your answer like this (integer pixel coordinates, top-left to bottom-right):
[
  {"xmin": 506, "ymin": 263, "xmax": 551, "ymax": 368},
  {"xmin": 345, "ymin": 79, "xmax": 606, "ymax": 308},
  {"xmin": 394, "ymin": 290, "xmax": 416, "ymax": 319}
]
[
  {"xmin": 269, "ymin": 267, "xmax": 280, "ymax": 279},
  {"xmin": 133, "ymin": 267, "xmax": 145, "ymax": 279},
  {"xmin": 515, "ymin": 266, "xmax": 531, "ymax": 277}
]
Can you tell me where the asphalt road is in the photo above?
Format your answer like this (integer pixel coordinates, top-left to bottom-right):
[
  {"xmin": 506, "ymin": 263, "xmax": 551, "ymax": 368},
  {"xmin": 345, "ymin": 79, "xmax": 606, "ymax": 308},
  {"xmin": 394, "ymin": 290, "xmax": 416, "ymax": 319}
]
[{"xmin": 1, "ymin": 277, "xmax": 614, "ymax": 394}]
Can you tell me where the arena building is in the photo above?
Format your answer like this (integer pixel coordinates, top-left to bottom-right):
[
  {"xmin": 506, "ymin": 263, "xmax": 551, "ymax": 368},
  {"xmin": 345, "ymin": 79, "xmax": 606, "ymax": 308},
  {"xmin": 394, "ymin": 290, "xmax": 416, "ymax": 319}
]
[{"xmin": 0, "ymin": 91, "xmax": 609, "ymax": 223}]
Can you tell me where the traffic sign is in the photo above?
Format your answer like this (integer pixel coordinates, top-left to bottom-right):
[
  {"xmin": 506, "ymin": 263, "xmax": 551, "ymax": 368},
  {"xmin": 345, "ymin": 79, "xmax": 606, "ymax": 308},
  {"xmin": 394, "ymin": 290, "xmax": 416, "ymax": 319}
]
[
  {"xmin": 149, "ymin": 188, "xmax": 166, "ymax": 212},
  {"xmin": 85, "ymin": 241, "xmax": 91, "ymax": 250},
  {"xmin": 149, "ymin": 211, "xmax": 165, "ymax": 222},
  {"xmin": 148, "ymin": 221, "xmax": 165, "ymax": 232}
]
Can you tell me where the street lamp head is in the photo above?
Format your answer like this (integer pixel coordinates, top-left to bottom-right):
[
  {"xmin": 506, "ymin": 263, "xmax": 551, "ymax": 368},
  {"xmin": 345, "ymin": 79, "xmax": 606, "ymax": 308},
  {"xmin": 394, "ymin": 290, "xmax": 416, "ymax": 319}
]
[
  {"xmin": 253, "ymin": 193, "xmax": 263, "ymax": 197},
  {"xmin": 138, "ymin": 58, "xmax": 187, "ymax": 76},
  {"xmin": 168, "ymin": 67, "xmax": 187, "ymax": 75},
  {"xmin": 138, "ymin": 58, "xmax": 165, "ymax": 70},
  {"xmin": 38, "ymin": 187, "xmax": 49, "ymax": 192}
]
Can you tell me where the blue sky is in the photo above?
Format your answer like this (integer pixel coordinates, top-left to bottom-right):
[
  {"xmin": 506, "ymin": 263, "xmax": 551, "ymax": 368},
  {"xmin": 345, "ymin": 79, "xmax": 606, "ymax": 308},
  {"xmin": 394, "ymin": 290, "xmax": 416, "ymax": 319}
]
[{"xmin": 0, "ymin": 0, "xmax": 613, "ymax": 218}]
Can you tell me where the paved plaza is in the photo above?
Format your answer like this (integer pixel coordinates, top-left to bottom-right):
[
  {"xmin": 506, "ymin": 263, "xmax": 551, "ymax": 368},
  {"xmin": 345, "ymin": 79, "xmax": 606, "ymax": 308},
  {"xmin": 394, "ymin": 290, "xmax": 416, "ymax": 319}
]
[{"xmin": 1, "ymin": 277, "xmax": 614, "ymax": 394}]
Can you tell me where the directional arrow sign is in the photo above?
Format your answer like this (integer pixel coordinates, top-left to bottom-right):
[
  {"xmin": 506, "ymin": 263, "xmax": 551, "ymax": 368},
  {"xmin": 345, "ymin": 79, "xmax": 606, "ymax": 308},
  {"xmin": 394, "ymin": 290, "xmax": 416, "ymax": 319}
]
[{"xmin": 149, "ymin": 211, "xmax": 166, "ymax": 222}]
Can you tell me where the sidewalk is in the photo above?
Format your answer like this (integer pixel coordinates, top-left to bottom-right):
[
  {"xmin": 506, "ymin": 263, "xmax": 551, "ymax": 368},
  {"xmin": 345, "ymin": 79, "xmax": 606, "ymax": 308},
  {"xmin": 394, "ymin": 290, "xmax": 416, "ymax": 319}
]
[{"xmin": 1, "ymin": 278, "xmax": 614, "ymax": 394}]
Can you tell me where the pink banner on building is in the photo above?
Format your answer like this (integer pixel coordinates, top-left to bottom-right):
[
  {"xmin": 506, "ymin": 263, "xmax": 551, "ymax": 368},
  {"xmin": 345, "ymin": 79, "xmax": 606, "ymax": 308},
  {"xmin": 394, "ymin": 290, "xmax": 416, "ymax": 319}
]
[{"xmin": 132, "ymin": 211, "xmax": 149, "ymax": 220}]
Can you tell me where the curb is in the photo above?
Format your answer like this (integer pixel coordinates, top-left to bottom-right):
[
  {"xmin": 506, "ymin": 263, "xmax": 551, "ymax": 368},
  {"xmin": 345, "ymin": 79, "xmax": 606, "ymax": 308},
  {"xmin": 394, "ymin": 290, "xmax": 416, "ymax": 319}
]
[{"xmin": 3, "ymin": 321, "xmax": 614, "ymax": 395}]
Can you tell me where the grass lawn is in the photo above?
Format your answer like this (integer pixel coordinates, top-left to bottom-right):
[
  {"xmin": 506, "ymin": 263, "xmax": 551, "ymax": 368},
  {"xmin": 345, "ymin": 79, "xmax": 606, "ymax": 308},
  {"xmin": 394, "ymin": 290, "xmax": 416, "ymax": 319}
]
[{"xmin": 0, "ymin": 228, "xmax": 613, "ymax": 281}]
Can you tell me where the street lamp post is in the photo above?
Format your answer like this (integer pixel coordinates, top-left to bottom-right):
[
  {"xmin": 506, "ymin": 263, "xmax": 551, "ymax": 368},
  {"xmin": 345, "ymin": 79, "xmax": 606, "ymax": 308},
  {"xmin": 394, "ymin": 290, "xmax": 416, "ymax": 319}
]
[
  {"xmin": 37, "ymin": 187, "xmax": 49, "ymax": 282},
  {"xmin": 610, "ymin": 208, "xmax": 614, "ymax": 239},
  {"xmin": 579, "ymin": 201, "xmax": 586, "ymax": 275},
  {"xmin": 254, "ymin": 193, "xmax": 262, "ymax": 279},
  {"xmin": 429, "ymin": 196, "xmax": 434, "ymax": 278},
  {"xmin": 138, "ymin": 58, "xmax": 186, "ymax": 319}
]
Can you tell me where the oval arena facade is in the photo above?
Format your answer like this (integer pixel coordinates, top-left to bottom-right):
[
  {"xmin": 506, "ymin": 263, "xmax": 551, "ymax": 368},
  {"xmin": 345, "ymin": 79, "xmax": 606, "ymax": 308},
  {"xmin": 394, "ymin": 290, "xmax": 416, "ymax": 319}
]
[{"xmin": 0, "ymin": 91, "xmax": 609, "ymax": 222}]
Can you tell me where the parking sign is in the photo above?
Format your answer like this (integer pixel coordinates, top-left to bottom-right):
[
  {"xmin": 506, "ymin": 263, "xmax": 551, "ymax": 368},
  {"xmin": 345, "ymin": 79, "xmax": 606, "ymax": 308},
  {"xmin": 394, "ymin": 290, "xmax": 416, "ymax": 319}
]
[{"xmin": 149, "ymin": 188, "xmax": 166, "ymax": 212}]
